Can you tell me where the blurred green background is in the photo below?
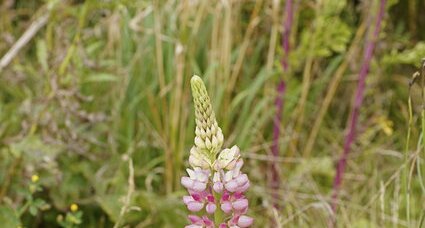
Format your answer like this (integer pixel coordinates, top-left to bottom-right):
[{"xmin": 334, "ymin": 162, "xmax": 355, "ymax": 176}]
[{"xmin": 1, "ymin": 0, "xmax": 425, "ymax": 227}]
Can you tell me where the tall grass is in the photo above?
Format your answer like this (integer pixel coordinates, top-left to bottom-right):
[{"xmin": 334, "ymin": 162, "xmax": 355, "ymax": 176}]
[{"xmin": 0, "ymin": 0, "xmax": 424, "ymax": 227}]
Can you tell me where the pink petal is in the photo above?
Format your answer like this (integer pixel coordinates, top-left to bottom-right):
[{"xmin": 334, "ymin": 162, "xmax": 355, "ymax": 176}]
[
  {"xmin": 229, "ymin": 215, "xmax": 239, "ymax": 225},
  {"xmin": 224, "ymin": 181, "xmax": 238, "ymax": 192},
  {"xmin": 193, "ymin": 181, "xmax": 207, "ymax": 192},
  {"xmin": 221, "ymin": 191, "xmax": 230, "ymax": 201},
  {"xmin": 233, "ymin": 192, "xmax": 243, "ymax": 199},
  {"xmin": 237, "ymin": 181, "xmax": 250, "ymax": 193},
  {"xmin": 202, "ymin": 215, "xmax": 213, "ymax": 226},
  {"xmin": 235, "ymin": 174, "xmax": 248, "ymax": 186},
  {"xmin": 183, "ymin": 196, "xmax": 194, "ymax": 204},
  {"xmin": 185, "ymin": 225, "xmax": 203, "ymax": 228},
  {"xmin": 221, "ymin": 201, "xmax": 232, "ymax": 213},
  {"xmin": 219, "ymin": 223, "xmax": 227, "ymax": 228},
  {"xmin": 213, "ymin": 182, "xmax": 223, "ymax": 193},
  {"xmin": 191, "ymin": 193, "xmax": 202, "ymax": 201},
  {"xmin": 202, "ymin": 216, "xmax": 214, "ymax": 227},
  {"xmin": 206, "ymin": 203, "xmax": 216, "ymax": 214},
  {"xmin": 197, "ymin": 171, "xmax": 209, "ymax": 182},
  {"xmin": 232, "ymin": 198, "xmax": 248, "ymax": 211},
  {"xmin": 187, "ymin": 201, "xmax": 204, "ymax": 212},
  {"xmin": 188, "ymin": 215, "xmax": 202, "ymax": 223},
  {"xmin": 207, "ymin": 194, "xmax": 215, "ymax": 203},
  {"xmin": 235, "ymin": 160, "xmax": 244, "ymax": 169},
  {"xmin": 181, "ymin": 177, "xmax": 194, "ymax": 189},
  {"xmin": 237, "ymin": 215, "xmax": 254, "ymax": 227}
]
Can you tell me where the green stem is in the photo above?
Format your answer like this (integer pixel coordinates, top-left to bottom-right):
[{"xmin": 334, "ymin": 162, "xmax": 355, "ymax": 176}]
[
  {"xmin": 420, "ymin": 111, "xmax": 425, "ymax": 192},
  {"xmin": 213, "ymin": 191, "xmax": 223, "ymax": 225},
  {"xmin": 404, "ymin": 92, "xmax": 412, "ymax": 225},
  {"xmin": 420, "ymin": 64, "xmax": 425, "ymax": 194},
  {"xmin": 18, "ymin": 199, "xmax": 32, "ymax": 217}
]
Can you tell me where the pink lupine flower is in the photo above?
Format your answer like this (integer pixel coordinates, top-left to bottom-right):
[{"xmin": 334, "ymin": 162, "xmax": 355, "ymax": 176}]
[
  {"xmin": 186, "ymin": 215, "xmax": 215, "ymax": 228},
  {"xmin": 181, "ymin": 189, "xmax": 216, "ymax": 213},
  {"xmin": 184, "ymin": 197, "xmax": 204, "ymax": 212},
  {"xmin": 182, "ymin": 150, "xmax": 252, "ymax": 227},
  {"xmin": 213, "ymin": 172, "xmax": 224, "ymax": 193},
  {"xmin": 183, "ymin": 75, "xmax": 253, "ymax": 227},
  {"xmin": 222, "ymin": 166, "xmax": 250, "ymax": 193},
  {"xmin": 219, "ymin": 190, "xmax": 249, "ymax": 214},
  {"xmin": 237, "ymin": 215, "xmax": 254, "ymax": 227},
  {"xmin": 232, "ymin": 198, "xmax": 248, "ymax": 211},
  {"xmin": 205, "ymin": 195, "xmax": 216, "ymax": 214},
  {"xmin": 219, "ymin": 223, "xmax": 227, "ymax": 228},
  {"xmin": 181, "ymin": 168, "xmax": 209, "ymax": 192},
  {"xmin": 224, "ymin": 214, "xmax": 254, "ymax": 228},
  {"xmin": 220, "ymin": 201, "xmax": 232, "ymax": 214}
]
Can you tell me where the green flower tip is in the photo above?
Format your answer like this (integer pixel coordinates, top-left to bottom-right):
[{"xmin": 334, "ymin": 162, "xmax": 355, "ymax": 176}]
[
  {"xmin": 190, "ymin": 75, "xmax": 203, "ymax": 86},
  {"xmin": 190, "ymin": 75, "xmax": 224, "ymax": 166}
]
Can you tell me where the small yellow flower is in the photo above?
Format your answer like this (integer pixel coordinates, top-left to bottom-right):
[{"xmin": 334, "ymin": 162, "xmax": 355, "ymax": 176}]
[
  {"xmin": 377, "ymin": 116, "xmax": 393, "ymax": 136},
  {"xmin": 31, "ymin": 175, "xmax": 39, "ymax": 183},
  {"xmin": 70, "ymin": 203, "xmax": 78, "ymax": 212}
]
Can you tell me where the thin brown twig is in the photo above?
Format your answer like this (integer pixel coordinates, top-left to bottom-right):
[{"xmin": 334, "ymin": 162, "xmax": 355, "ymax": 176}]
[
  {"xmin": 0, "ymin": 13, "xmax": 50, "ymax": 73},
  {"xmin": 114, "ymin": 157, "xmax": 138, "ymax": 228}
]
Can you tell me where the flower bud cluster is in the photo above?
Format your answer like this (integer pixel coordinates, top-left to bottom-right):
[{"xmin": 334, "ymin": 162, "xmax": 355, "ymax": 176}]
[{"xmin": 190, "ymin": 75, "xmax": 224, "ymax": 165}]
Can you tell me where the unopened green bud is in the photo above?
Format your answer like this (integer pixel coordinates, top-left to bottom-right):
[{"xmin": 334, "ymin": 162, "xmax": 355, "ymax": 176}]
[{"xmin": 191, "ymin": 75, "xmax": 224, "ymax": 164}]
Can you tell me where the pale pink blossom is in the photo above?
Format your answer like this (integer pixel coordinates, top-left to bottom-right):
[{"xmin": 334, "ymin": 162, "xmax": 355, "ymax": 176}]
[{"xmin": 183, "ymin": 147, "xmax": 252, "ymax": 227}]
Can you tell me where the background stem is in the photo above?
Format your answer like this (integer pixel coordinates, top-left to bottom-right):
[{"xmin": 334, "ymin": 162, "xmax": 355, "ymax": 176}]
[
  {"xmin": 270, "ymin": 0, "xmax": 293, "ymax": 210},
  {"xmin": 331, "ymin": 0, "xmax": 387, "ymax": 217}
]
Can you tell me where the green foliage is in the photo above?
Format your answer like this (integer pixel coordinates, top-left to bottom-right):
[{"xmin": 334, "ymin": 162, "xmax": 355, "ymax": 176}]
[
  {"xmin": 0, "ymin": 206, "xmax": 20, "ymax": 228},
  {"xmin": 292, "ymin": 0, "xmax": 352, "ymax": 69},
  {"xmin": 384, "ymin": 42, "xmax": 425, "ymax": 66},
  {"xmin": 57, "ymin": 210, "xmax": 83, "ymax": 228},
  {"xmin": 0, "ymin": 0, "xmax": 425, "ymax": 227}
]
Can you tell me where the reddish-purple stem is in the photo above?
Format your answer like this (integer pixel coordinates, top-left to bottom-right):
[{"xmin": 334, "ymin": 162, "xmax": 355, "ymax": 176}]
[
  {"xmin": 331, "ymin": 0, "xmax": 386, "ymax": 214},
  {"xmin": 271, "ymin": 0, "xmax": 293, "ymax": 209},
  {"xmin": 281, "ymin": 0, "xmax": 293, "ymax": 71}
]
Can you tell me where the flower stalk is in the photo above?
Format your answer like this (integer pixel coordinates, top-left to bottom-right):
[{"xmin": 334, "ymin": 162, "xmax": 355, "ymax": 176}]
[
  {"xmin": 331, "ymin": 0, "xmax": 387, "ymax": 215},
  {"xmin": 181, "ymin": 75, "xmax": 253, "ymax": 228},
  {"xmin": 270, "ymin": 0, "xmax": 293, "ymax": 210}
]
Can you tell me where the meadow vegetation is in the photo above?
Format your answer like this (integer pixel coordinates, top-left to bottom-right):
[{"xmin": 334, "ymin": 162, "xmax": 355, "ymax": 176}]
[{"xmin": 1, "ymin": 0, "xmax": 425, "ymax": 227}]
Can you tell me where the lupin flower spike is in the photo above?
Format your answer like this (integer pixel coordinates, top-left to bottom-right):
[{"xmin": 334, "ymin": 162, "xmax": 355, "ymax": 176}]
[{"xmin": 182, "ymin": 75, "xmax": 253, "ymax": 228}]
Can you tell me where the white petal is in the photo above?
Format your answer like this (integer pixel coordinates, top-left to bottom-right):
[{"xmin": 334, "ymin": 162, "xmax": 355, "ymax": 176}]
[
  {"xmin": 213, "ymin": 172, "xmax": 221, "ymax": 182},
  {"xmin": 187, "ymin": 168, "xmax": 195, "ymax": 179},
  {"xmin": 205, "ymin": 137, "xmax": 212, "ymax": 149},
  {"xmin": 194, "ymin": 136, "xmax": 205, "ymax": 148},
  {"xmin": 224, "ymin": 170, "xmax": 233, "ymax": 182},
  {"xmin": 211, "ymin": 135, "xmax": 218, "ymax": 148}
]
